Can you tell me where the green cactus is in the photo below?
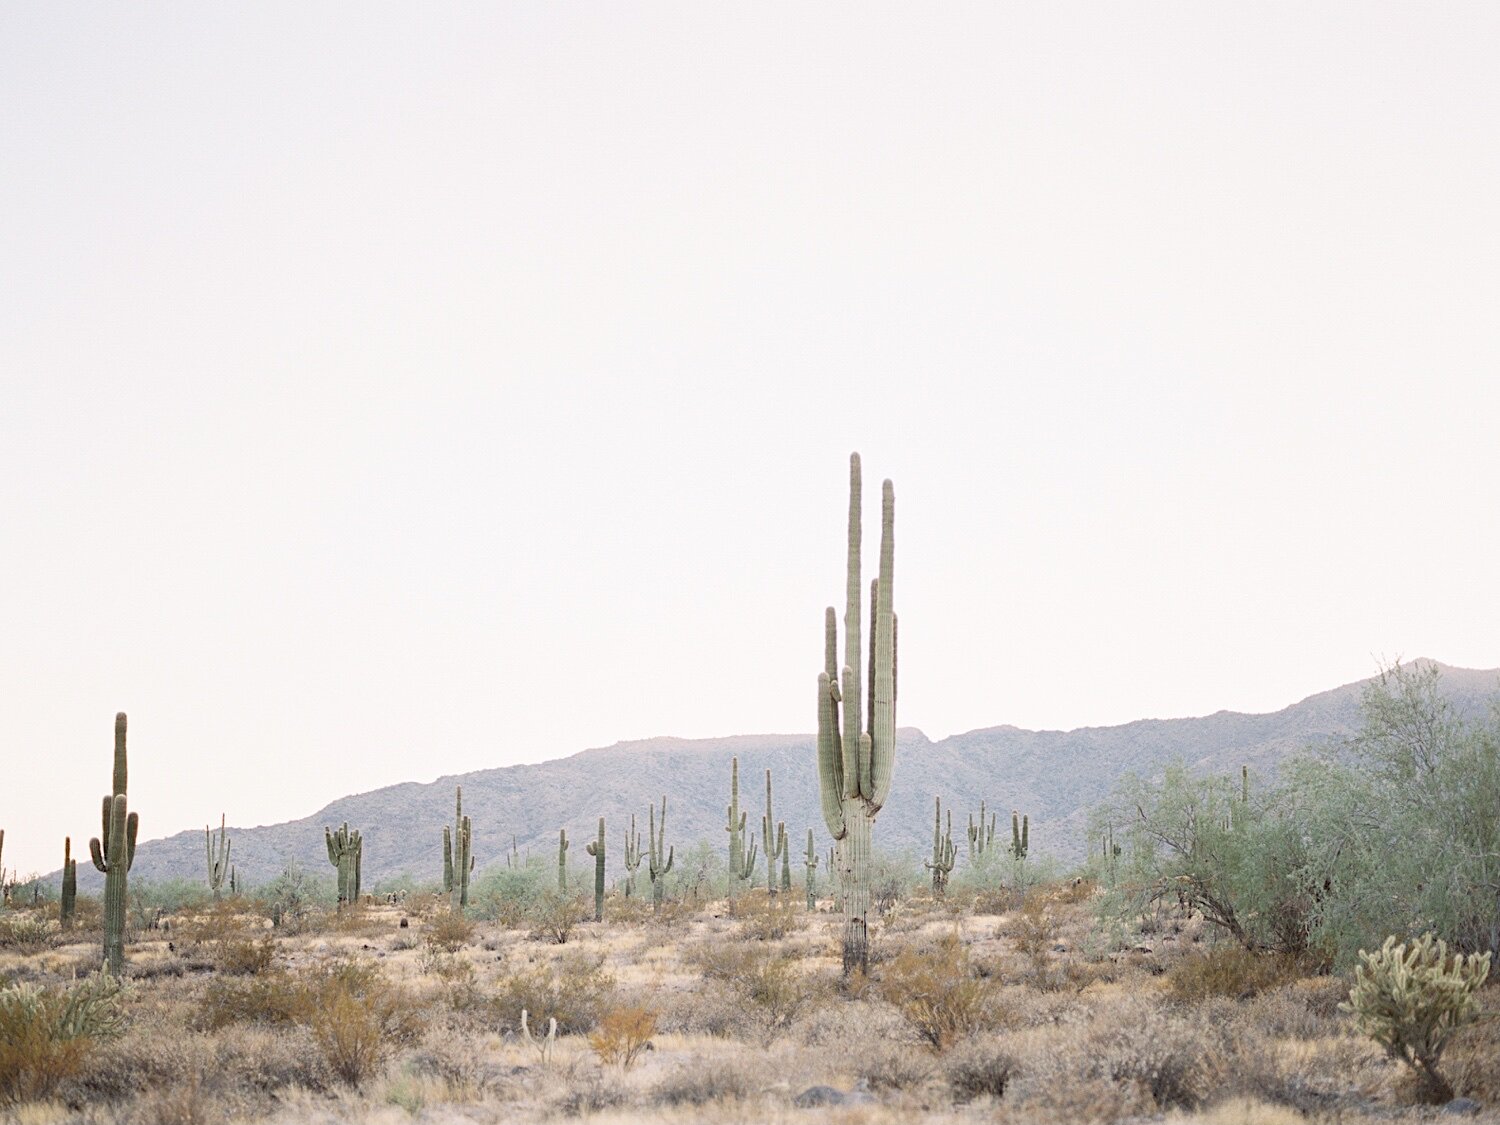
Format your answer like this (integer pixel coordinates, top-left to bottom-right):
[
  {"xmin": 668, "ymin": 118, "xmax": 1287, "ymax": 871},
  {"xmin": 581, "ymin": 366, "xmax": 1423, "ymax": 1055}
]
[
  {"xmin": 507, "ymin": 835, "xmax": 519, "ymax": 869},
  {"xmin": 60, "ymin": 837, "xmax": 77, "ymax": 930},
  {"xmin": 557, "ymin": 828, "xmax": 569, "ymax": 892},
  {"xmin": 325, "ymin": 822, "xmax": 362, "ymax": 907},
  {"xmin": 647, "ymin": 796, "xmax": 673, "ymax": 912},
  {"xmin": 89, "ymin": 713, "xmax": 138, "ymax": 975},
  {"xmin": 763, "ymin": 769, "xmax": 788, "ymax": 896},
  {"xmin": 206, "ymin": 813, "xmax": 232, "ymax": 901},
  {"xmin": 584, "ymin": 817, "xmax": 605, "ymax": 922},
  {"xmin": 925, "ymin": 797, "xmax": 956, "ymax": 896},
  {"xmin": 443, "ymin": 786, "xmax": 473, "ymax": 914},
  {"xmin": 622, "ymin": 815, "xmax": 642, "ymax": 898},
  {"xmin": 967, "ymin": 800, "xmax": 997, "ymax": 861},
  {"xmin": 0, "ymin": 831, "xmax": 5, "ymax": 903},
  {"xmin": 228, "ymin": 866, "xmax": 238, "ymax": 896},
  {"xmin": 725, "ymin": 757, "xmax": 755, "ymax": 899},
  {"xmin": 816, "ymin": 453, "xmax": 897, "ymax": 975},
  {"xmin": 1010, "ymin": 810, "xmax": 1029, "ymax": 860},
  {"xmin": 803, "ymin": 828, "xmax": 819, "ymax": 911}
]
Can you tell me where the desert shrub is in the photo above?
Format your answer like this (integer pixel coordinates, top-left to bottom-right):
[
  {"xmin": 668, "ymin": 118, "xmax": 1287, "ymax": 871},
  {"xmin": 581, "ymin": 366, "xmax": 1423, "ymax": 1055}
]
[
  {"xmin": 0, "ymin": 973, "xmax": 128, "ymax": 1103},
  {"xmin": 690, "ymin": 943, "xmax": 825, "ymax": 1030},
  {"xmin": 878, "ymin": 931, "xmax": 1002, "ymax": 1049},
  {"xmin": 255, "ymin": 861, "xmax": 333, "ymax": 932},
  {"xmin": 1167, "ymin": 946, "xmax": 1308, "ymax": 1002},
  {"xmin": 1340, "ymin": 931, "xmax": 1490, "ymax": 1103},
  {"xmin": 129, "ymin": 878, "xmax": 211, "ymax": 926},
  {"xmin": 555, "ymin": 1070, "xmax": 629, "ymax": 1115},
  {"xmin": 469, "ymin": 861, "xmax": 551, "ymax": 927},
  {"xmin": 589, "ymin": 1004, "xmax": 657, "ymax": 1069},
  {"xmin": 524, "ymin": 889, "xmax": 589, "ymax": 944},
  {"xmin": 212, "ymin": 935, "xmax": 277, "ymax": 976},
  {"xmin": 423, "ymin": 912, "xmax": 474, "ymax": 952},
  {"xmin": 407, "ymin": 1026, "xmax": 492, "ymax": 1095},
  {"xmin": 854, "ymin": 1041, "xmax": 936, "ymax": 1092},
  {"xmin": 729, "ymin": 892, "xmax": 801, "ymax": 941},
  {"xmin": 1083, "ymin": 999, "xmax": 1214, "ymax": 1109},
  {"xmin": 310, "ymin": 975, "xmax": 420, "ymax": 1087},
  {"xmin": 945, "ymin": 1035, "xmax": 1018, "ymax": 1102},
  {"xmin": 197, "ymin": 971, "xmax": 307, "ymax": 1029},
  {"xmin": 651, "ymin": 1058, "xmax": 754, "ymax": 1106},
  {"xmin": 491, "ymin": 952, "xmax": 615, "ymax": 1034}
]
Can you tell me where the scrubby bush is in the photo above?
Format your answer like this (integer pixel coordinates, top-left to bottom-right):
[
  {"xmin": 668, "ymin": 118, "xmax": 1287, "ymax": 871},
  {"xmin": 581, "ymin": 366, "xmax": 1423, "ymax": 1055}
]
[
  {"xmin": 1341, "ymin": 931, "xmax": 1490, "ymax": 1102},
  {"xmin": 691, "ymin": 942, "xmax": 827, "ymax": 1030},
  {"xmin": 944, "ymin": 1035, "xmax": 1017, "ymax": 1102},
  {"xmin": 878, "ymin": 931, "xmax": 1003, "ymax": 1049},
  {"xmin": 1167, "ymin": 945, "xmax": 1308, "ymax": 1002},
  {"xmin": 0, "ymin": 973, "xmax": 128, "ymax": 1103},
  {"xmin": 589, "ymin": 1004, "xmax": 657, "ymax": 1069},
  {"xmin": 491, "ymin": 952, "xmax": 615, "ymax": 1034}
]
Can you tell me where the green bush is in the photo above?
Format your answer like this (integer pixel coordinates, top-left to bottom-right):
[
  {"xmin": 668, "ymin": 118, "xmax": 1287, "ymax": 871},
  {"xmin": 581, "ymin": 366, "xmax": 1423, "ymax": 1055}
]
[
  {"xmin": 0, "ymin": 973, "xmax": 128, "ymax": 1103},
  {"xmin": 1341, "ymin": 932, "xmax": 1490, "ymax": 1103}
]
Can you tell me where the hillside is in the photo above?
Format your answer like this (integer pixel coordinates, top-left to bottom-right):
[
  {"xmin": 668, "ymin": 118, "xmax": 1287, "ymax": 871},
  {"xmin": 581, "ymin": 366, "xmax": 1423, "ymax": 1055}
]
[{"xmin": 89, "ymin": 661, "xmax": 1500, "ymax": 890}]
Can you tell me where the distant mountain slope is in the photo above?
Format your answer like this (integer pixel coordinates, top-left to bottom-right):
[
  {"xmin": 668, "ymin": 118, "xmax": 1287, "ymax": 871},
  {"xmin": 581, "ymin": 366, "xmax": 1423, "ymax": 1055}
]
[{"xmin": 92, "ymin": 661, "xmax": 1500, "ymax": 890}]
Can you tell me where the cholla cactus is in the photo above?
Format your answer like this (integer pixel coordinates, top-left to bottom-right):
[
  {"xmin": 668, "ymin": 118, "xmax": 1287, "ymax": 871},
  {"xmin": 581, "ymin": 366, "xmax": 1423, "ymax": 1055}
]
[
  {"xmin": 206, "ymin": 814, "xmax": 232, "ymax": 901},
  {"xmin": 816, "ymin": 453, "xmax": 896, "ymax": 975},
  {"xmin": 925, "ymin": 797, "xmax": 956, "ymax": 897},
  {"xmin": 1341, "ymin": 932, "xmax": 1491, "ymax": 1103}
]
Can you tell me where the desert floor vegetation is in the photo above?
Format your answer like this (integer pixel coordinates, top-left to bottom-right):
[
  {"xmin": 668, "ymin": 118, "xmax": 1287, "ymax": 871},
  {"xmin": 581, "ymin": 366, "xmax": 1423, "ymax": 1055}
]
[{"xmin": 0, "ymin": 875, "xmax": 1495, "ymax": 1125}]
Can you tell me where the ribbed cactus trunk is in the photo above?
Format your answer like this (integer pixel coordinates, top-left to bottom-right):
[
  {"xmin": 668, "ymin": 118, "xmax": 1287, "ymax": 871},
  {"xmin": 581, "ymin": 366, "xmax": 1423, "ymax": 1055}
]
[
  {"xmin": 763, "ymin": 770, "xmax": 788, "ymax": 897},
  {"xmin": 443, "ymin": 786, "xmax": 474, "ymax": 914},
  {"xmin": 623, "ymin": 816, "xmax": 642, "ymax": 898},
  {"xmin": 585, "ymin": 818, "xmax": 605, "ymax": 922},
  {"xmin": 60, "ymin": 837, "xmax": 77, "ymax": 930},
  {"xmin": 803, "ymin": 828, "xmax": 818, "ymax": 911},
  {"xmin": 325, "ymin": 823, "xmax": 361, "ymax": 908},
  {"xmin": 89, "ymin": 713, "xmax": 138, "ymax": 976},
  {"xmin": 647, "ymin": 796, "xmax": 673, "ymax": 913},
  {"xmin": 926, "ymin": 797, "xmax": 955, "ymax": 896},
  {"xmin": 816, "ymin": 455, "xmax": 896, "ymax": 976},
  {"xmin": 206, "ymin": 813, "xmax": 232, "ymax": 901},
  {"xmin": 725, "ymin": 758, "xmax": 748, "ymax": 901},
  {"xmin": 557, "ymin": 829, "xmax": 569, "ymax": 892}
]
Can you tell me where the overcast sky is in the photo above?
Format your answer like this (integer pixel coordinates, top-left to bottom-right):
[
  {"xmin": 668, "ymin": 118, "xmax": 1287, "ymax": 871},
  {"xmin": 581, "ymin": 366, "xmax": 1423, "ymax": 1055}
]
[{"xmin": 3, "ymin": 4, "xmax": 1498, "ymax": 877}]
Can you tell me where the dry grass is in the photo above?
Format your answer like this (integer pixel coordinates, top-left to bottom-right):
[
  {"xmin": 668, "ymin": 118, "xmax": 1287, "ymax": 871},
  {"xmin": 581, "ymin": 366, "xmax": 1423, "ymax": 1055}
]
[{"xmin": 0, "ymin": 877, "xmax": 1480, "ymax": 1125}]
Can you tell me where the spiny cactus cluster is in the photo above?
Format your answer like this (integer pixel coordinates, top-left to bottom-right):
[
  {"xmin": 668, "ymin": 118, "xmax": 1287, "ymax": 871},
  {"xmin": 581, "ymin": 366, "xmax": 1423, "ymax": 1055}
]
[
  {"xmin": 325, "ymin": 822, "xmax": 362, "ymax": 907},
  {"xmin": 90, "ymin": 713, "xmax": 137, "ymax": 975},
  {"xmin": 816, "ymin": 453, "xmax": 897, "ymax": 975},
  {"xmin": 206, "ymin": 814, "xmax": 232, "ymax": 901},
  {"xmin": 443, "ymin": 786, "xmax": 473, "ymax": 914}
]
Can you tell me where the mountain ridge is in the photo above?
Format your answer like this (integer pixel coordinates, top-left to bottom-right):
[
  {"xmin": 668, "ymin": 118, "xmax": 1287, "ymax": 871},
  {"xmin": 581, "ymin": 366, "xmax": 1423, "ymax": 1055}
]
[{"xmin": 76, "ymin": 660, "xmax": 1500, "ymax": 890}]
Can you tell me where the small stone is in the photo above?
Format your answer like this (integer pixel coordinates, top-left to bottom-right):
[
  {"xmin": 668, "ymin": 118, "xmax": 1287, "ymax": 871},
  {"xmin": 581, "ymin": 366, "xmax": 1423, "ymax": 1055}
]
[
  {"xmin": 794, "ymin": 1086, "xmax": 846, "ymax": 1108},
  {"xmin": 1443, "ymin": 1097, "xmax": 1482, "ymax": 1116},
  {"xmin": 1052, "ymin": 944, "xmax": 1067, "ymax": 953}
]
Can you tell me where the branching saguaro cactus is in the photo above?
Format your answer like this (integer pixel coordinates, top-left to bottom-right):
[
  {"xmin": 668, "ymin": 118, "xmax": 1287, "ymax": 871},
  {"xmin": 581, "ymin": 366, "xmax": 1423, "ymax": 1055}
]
[
  {"xmin": 557, "ymin": 829, "xmax": 569, "ymax": 892},
  {"xmin": 925, "ymin": 797, "xmax": 956, "ymax": 897},
  {"xmin": 1010, "ymin": 811, "xmax": 1029, "ymax": 860},
  {"xmin": 325, "ymin": 822, "xmax": 362, "ymax": 906},
  {"xmin": 623, "ymin": 815, "xmax": 642, "ymax": 897},
  {"xmin": 803, "ymin": 828, "xmax": 819, "ymax": 911},
  {"xmin": 816, "ymin": 453, "xmax": 896, "ymax": 975},
  {"xmin": 90, "ymin": 713, "xmax": 138, "ymax": 975},
  {"xmin": 206, "ymin": 814, "xmax": 232, "ymax": 901},
  {"xmin": 60, "ymin": 837, "xmax": 77, "ymax": 930},
  {"xmin": 647, "ymin": 796, "xmax": 673, "ymax": 912},
  {"xmin": 763, "ymin": 769, "xmax": 788, "ymax": 896},
  {"xmin": 967, "ymin": 801, "xmax": 996, "ymax": 861},
  {"xmin": 724, "ymin": 758, "xmax": 756, "ymax": 899},
  {"xmin": 443, "ymin": 786, "xmax": 473, "ymax": 914},
  {"xmin": 585, "ymin": 817, "xmax": 605, "ymax": 922}
]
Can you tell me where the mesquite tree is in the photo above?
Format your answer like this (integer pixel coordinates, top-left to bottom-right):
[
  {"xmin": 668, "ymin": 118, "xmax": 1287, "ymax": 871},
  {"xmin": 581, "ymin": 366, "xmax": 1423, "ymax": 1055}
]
[{"xmin": 816, "ymin": 452, "xmax": 896, "ymax": 975}]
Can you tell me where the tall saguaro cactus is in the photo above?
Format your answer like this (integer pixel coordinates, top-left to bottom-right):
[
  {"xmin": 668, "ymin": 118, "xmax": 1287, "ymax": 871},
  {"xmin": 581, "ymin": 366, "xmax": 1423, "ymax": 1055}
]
[
  {"xmin": 557, "ymin": 829, "xmax": 569, "ymax": 892},
  {"xmin": 968, "ymin": 801, "xmax": 997, "ymax": 861},
  {"xmin": 725, "ymin": 758, "xmax": 754, "ymax": 900},
  {"xmin": 206, "ymin": 814, "xmax": 232, "ymax": 901},
  {"xmin": 925, "ymin": 797, "xmax": 956, "ymax": 896},
  {"xmin": 325, "ymin": 822, "xmax": 362, "ymax": 906},
  {"xmin": 1010, "ymin": 811, "xmax": 1029, "ymax": 860},
  {"xmin": 647, "ymin": 796, "xmax": 673, "ymax": 912},
  {"xmin": 585, "ymin": 817, "xmax": 606, "ymax": 922},
  {"xmin": 763, "ymin": 769, "xmax": 788, "ymax": 896},
  {"xmin": 803, "ymin": 828, "xmax": 819, "ymax": 911},
  {"xmin": 90, "ymin": 713, "xmax": 138, "ymax": 975},
  {"xmin": 443, "ymin": 786, "xmax": 474, "ymax": 914},
  {"xmin": 816, "ymin": 453, "xmax": 896, "ymax": 975},
  {"xmin": 60, "ymin": 837, "xmax": 77, "ymax": 930},
  {"xmin": 622, "ymin": 815, "xmax": 642, "ymax": 898}
]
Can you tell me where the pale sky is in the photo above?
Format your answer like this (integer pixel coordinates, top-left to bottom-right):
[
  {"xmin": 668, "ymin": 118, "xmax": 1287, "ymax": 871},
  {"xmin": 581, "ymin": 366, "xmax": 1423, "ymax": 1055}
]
[{"xmin": 3, "ymin": 4, "xmax": 1498, "ymax": 878}]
